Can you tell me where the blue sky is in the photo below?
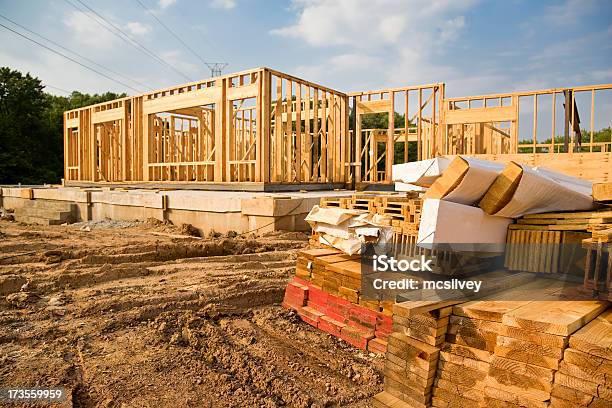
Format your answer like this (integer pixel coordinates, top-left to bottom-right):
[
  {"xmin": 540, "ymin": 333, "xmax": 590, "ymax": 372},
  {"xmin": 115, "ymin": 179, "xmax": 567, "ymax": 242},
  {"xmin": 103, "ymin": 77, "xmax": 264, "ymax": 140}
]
[{"xmin": 0, "ymin": 0, "xmax": 611, "ymax": 102}]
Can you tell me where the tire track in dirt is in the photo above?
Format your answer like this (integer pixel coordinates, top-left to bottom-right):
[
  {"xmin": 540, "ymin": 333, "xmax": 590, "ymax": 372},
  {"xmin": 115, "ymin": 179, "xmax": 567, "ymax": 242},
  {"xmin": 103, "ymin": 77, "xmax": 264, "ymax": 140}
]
[{"xmin": 0, "ymin": 220, "xmax": 382, "ymax": 407}]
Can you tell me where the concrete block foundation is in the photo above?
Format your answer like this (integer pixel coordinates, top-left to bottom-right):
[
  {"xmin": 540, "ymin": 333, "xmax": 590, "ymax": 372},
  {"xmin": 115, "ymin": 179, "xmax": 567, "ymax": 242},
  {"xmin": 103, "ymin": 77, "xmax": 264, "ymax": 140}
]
[{"xmin": 0, "ymin": 186, "xmax": 353, "ymax": 235}]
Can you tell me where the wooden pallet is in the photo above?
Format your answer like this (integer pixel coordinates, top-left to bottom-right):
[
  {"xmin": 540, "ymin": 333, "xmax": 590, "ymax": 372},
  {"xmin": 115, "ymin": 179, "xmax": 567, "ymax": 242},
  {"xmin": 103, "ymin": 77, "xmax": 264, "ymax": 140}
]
[{"xmin": 319, "ymin": 197, "xmax": 351, "ymax": 209}]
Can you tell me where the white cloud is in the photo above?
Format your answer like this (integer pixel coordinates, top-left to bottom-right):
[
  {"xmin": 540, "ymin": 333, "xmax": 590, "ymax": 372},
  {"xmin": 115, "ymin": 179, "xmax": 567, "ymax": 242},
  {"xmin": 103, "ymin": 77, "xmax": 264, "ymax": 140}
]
[
  {"xmin": 63, "ymin": 11, "xmax": 116, "ymax": 49},
  {"xmin": 438, "ymin": 16, "xmax": 465, "ymax": 44},
  {"xmin": 210, "ymin": 0, "xmax": 236, "ymax": 9},
  {"xmin": 126, "ymin": 21, "xmax": 152, "ymax": 36},
  {"xmin": 161, "ymin": 50, "xmax": 199, "ymax": 74},
  {"xmin": 159, "ymin": 0, "xmax": 177, "ymax": 9},
  {"xmin": 271, "ymin": 0, "xmax": 477, "ymax": 89},
  {"xmin": 546, "ymin": 0, "xmax": 599, "ymax": 25},
  {"xmin": 271, "ymin": 0, "xmax": 475, "ymax": 48}
]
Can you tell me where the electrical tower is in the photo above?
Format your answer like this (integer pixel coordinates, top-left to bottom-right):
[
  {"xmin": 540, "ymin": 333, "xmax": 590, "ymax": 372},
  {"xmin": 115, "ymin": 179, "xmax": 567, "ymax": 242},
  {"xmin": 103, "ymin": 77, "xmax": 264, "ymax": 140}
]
[{"xmin": 206, "ymin": 63, "xmax": 229, "ymax": 77}]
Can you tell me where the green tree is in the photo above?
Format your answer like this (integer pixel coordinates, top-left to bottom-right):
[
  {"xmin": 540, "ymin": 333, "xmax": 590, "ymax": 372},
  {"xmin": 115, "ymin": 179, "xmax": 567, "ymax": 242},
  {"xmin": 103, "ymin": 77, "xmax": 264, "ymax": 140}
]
[
  {"xmin": 0, "ymin": 67, "xmax": 125, "ymax": 184},
  {"xmin": 0, "ymin": 67, "xmax": 50, "ymax": 184}
]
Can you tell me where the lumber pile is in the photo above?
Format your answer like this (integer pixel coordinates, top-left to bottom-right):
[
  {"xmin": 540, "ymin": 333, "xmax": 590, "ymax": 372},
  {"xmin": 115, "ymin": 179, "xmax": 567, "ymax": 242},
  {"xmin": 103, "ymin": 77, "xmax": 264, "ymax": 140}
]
[
  {"xmin": 284, "ymin": 248, "xmax": 393, "ymax": 353},
  {"xmin": 432, "ymin": 299, "xmax": 509, "ymax": 408},
  {"xmin": 551, "ymin": 308, "xmax": 612, "ymax": 407},
  {"xmin": 374, "ymin": 278, "xmax": 609, "ymax": 408},
  {"xmin": 479, "ymin": 161, "xmax": 594, "ymax": 218},
  {"xmin": 375, "ymin": 302, "xmax": 452, "ymax": 408},
  {"xmin": 433, "ymin": 299, "xmax": 608, "ymax": 408},
  {"xmin": 505, "ymin": 209, "xmax": 612, "ymax": 275}
]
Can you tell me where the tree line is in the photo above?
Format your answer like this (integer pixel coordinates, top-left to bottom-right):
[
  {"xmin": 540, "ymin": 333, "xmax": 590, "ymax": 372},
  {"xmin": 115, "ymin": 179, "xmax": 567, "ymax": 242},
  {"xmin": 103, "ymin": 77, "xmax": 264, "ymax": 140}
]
[{"xmin": 0, "ymin": 67, "xmax": 125, "ymax": 184}]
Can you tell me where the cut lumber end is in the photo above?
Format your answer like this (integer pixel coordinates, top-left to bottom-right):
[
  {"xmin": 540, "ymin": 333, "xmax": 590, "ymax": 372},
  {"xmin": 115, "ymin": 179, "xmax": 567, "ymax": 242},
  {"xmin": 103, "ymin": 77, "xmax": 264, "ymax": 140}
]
[
  {"xmin": 479, "ymin": 161, "xmax": 524, "ymax": 215},
  {"xmin": 423, "ymin": 156, "xmax": 470, "ymax": 201},
  {"xmin": 593, "ymin": 182, "xmax": 612, "ymax": 202}
]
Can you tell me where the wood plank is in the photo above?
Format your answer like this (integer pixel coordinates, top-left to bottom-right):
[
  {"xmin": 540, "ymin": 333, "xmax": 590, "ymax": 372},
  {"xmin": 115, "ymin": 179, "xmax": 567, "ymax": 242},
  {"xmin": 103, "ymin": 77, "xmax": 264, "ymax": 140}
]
[
  {"xmin": 444, "ymin": 105, "xmax": 516, "ymax": 125},
  {"xmin": 593, "ymin": 183, "xmax": 612, "ymax": 202},
  {"xmin": 569, "ymin": 308, "xmax": 612, "ymax": 360},
  {"xmin": 479, "ymin": 161, "xmax": 523, "ymax": 214},
  {"xmin": 356, "ymin": 99, "xmax": 392, "ymax": 114},
  {"xmin": 502, "ymin": 301, "xmax": 609, "ymax": 336}
]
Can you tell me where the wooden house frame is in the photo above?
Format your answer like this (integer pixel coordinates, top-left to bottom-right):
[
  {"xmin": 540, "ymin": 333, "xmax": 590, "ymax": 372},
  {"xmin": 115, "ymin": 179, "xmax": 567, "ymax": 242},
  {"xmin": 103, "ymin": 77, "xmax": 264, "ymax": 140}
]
[
  {"xmin": 349, "ymin": 83, "xmax": 445, "ymax": 183},
  {"xmin": 64, "ymin": 67, "xmax": 349, "ymax": 188},
  {"xmin": 64, "ymin": 67, "xmax": 612, "ymax": 188}
]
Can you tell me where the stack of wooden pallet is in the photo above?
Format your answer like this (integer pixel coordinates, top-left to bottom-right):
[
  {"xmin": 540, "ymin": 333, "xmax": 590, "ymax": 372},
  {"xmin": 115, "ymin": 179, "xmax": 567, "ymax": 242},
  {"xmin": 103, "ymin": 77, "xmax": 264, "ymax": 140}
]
[
  {"xmin": 551, "ymin": 308, "xmax": 612, "ymax": 407},
  {"xmin": 319, "ymin": 196, "xmax": 351, "ymax": 209}
]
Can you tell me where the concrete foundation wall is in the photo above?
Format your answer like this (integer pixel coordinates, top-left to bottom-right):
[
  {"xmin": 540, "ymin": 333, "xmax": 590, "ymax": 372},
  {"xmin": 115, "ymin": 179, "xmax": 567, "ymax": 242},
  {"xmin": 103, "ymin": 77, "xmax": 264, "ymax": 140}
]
[{"xmin": 1, "ymin": 186, "xmax": 352, "ymax": 235}]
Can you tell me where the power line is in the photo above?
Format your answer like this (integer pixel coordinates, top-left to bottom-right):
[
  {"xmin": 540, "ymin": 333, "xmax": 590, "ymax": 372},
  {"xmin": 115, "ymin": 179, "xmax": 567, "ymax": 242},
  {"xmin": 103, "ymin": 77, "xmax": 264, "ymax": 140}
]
[
  {"xmin": 133, "ymin": 0, "xmax": 228, "ymax": 77},
  {"xmin": 0, "ymin": 22, "xmax": 142, "ymax": 93},
  {"xmin": 43, "ymin": 84, "xmax": 72, "ymax": 94},
  {"xmin": 0, "ymin": 13, "xmax": 151, "ymax": 92},
  {"xmin": 66, "ymin": 0, "xmax": 193, "ymax": 82}
]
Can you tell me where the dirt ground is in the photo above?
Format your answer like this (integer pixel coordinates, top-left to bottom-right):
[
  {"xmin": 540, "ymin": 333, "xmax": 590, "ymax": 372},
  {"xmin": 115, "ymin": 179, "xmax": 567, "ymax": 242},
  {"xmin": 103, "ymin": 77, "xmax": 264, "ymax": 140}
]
[{"xmin": 0, "ymin": 219, "xmax": 383, "ymax": 408}]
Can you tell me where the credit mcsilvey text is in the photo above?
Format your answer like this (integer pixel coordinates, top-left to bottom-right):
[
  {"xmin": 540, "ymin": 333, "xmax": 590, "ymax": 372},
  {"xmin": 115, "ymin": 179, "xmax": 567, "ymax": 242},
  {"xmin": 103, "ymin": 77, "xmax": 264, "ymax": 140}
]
[
  {"xmin": 370, "ymin": 255, "xmax": 482, "ymax": 292},
  {"xmin": 370, "ymin": 277, "xmax": 482, "ymax": 292}
]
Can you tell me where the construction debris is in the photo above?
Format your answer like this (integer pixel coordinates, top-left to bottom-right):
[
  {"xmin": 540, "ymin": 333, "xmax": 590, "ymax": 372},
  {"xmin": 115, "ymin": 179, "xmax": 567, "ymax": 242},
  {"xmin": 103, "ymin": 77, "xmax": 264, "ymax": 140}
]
[{"xmin": 305, "ymin": 205, "xmax": 393, "ymax": 255}]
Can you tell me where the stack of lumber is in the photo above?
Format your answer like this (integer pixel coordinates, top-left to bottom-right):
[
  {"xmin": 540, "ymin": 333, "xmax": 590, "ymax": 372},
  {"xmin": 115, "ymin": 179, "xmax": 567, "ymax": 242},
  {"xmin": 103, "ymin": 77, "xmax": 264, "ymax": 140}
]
[
  {"xmin": 478, "ymin": 161, "xmax": 594, "ymax": 218},
  {"xmin": 488, "ymin": 300, "xmax": 608, "ymax": 407},
  {"xmin": 551, "ymin": 308, "xmax": 612, "ymax": 408},
  {"xmin": 373, "ymin": 277, "xmax": 610, "ymax": 408},
  {"xmin": 294, "ymin": 248, "xmax": 361, "ymax": 301},
  {"xmin": 295, "ymin": 247, "xmax": 340, "ymax": 281},
  {"xmin": 505, "ymin": 209, "xmax": 612, "ymax": 275},
  {"xmin": 284, "ymin": 249, "xmax": 393, "ymax": 353},
  {"xmin": 592, "ymin": 228, "xmax": 612, "ymax": 243},
  {"xmin": 432, "ymin": 299, "xmax": 508, "ymax": 408},
  {"xmin": 375, "ymin": 302, "xmax": 452, "ymax": 408},
  {"xmin": 511, "ymin": 209, "xmax": 612, "ymax": 232}
]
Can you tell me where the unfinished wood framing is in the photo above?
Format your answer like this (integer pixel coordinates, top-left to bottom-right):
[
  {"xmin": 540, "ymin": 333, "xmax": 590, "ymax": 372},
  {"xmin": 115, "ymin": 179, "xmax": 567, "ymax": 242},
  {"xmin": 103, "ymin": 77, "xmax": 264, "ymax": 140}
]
[
  {"xmin": 349, "ymin": 84, "xmax": 444, "ymax": 183},
  {"xmin": 64, "ymin": 67, "xmax": 348, "ymax": 185},
  {"xmin": 443, "ymin": 84, "xmax": 612, "ymax": 156},
  {"xmin": 65, "ymin": 70, "xmax": 611, "ymax": 187}
]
